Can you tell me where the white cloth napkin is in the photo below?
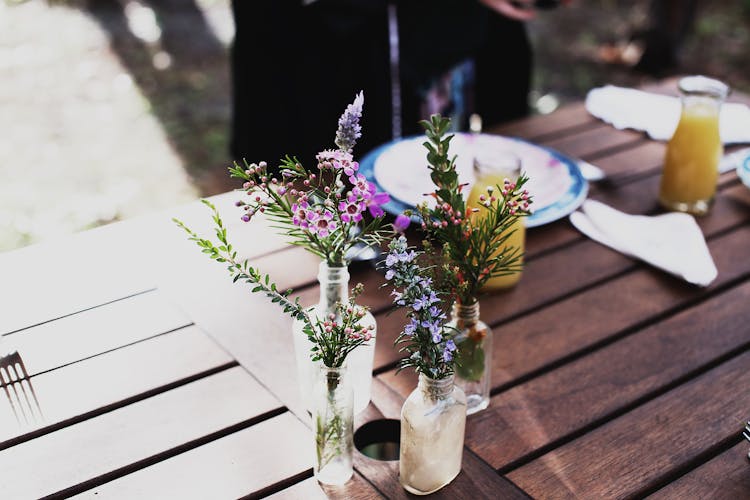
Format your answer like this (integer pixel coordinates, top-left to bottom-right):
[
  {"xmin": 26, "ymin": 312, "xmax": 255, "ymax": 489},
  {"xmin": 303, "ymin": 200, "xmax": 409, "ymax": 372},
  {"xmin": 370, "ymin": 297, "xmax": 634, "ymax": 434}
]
[
  {"xmin": 569, "ymin": 200, "xmax": 717, "ymax": 286},
  {"xmin": 586, "ymin": 85, "xmax": 750, "ymax": 144}
]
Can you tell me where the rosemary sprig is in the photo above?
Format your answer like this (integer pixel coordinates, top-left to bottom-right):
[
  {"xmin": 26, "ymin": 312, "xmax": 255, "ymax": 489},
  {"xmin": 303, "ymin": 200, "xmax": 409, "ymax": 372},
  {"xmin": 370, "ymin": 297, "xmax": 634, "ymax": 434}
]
[{"xmin": 416, "ymin": 115, "xmax": 533, "ymax": 303}]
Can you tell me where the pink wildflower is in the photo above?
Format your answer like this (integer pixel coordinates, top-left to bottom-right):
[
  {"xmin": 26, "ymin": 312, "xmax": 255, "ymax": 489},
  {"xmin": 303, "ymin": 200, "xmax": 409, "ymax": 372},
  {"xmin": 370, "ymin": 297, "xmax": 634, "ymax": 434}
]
[{"xmin": 338, "ymin": 194, "xmax": 366, "ymax": 223}]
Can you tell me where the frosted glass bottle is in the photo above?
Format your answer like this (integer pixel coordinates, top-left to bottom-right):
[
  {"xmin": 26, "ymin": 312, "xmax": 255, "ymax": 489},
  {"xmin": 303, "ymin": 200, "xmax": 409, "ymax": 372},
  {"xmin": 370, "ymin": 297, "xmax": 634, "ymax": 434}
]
[
  {"xmin": 399, "ymin": 374, "xmax": 467, "ymax": 495},
  {"xmin": 292, "ymin": 262, "xmax": 376, "ymax": 413}
]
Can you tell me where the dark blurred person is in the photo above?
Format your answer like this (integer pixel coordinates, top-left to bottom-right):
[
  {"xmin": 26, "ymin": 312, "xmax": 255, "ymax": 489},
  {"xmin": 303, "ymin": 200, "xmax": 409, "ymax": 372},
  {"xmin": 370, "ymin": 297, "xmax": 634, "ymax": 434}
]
[
  {"xmin": 229, "ymin": 0, "xmax": 543, "ymax": 166},
  {"xmin": 635, "ymin": 0, "xmax": 698, "ymax": 75}
]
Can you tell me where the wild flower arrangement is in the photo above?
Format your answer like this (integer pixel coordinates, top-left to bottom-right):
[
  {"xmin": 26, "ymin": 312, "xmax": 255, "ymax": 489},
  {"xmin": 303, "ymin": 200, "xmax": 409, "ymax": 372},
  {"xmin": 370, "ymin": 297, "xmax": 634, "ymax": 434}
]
[
  {"xmin": 415, "ymin": 114, "xmax": 533, "ymax": 304},
  {"xmin": 173, "ymin": 94, "xmax": 389, "ymax": 485},
  {"xmin": 384, "ymin": 235, "xmax": 457, "ymax": 379},
  {"xmin": 229, "ymin": 92, "xmax": 390, "ymax": 266},
  {"xmin": 173, "ymin": 201, "xmax": 373, "ymax": 368}
]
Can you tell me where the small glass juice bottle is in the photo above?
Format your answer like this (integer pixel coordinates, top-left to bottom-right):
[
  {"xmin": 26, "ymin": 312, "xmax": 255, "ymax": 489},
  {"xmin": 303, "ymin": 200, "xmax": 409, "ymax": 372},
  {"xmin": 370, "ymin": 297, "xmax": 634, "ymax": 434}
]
[
  {"xmin": 466, "ymin": 151, "xmax": 525, "ymax": 290},
  {"xmin": 659, "ymin": 76, "xmax": 729, "ymax": 215}
]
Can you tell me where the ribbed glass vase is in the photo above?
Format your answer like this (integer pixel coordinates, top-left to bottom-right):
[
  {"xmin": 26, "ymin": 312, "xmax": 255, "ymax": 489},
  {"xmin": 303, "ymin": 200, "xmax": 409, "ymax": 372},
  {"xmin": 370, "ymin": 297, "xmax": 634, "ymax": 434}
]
[
  {"xmin": 292, "ymin": 261, "xmax": 376, "ymax": 413},
  {"xmin": 448, "ymin": 300, "xmax": 491, "ymax": 414}
]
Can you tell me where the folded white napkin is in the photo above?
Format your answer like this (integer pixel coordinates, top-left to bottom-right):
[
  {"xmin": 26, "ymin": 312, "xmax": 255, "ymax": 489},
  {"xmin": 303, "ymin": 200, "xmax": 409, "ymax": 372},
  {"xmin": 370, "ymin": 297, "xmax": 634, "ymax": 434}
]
[
  {"xmin": 586, "ymin": 85, "xmax": 750, "ymax": 144},
  {"xmin": 569, "ymin": 200, "xmax": 717, "ymax": 286}
]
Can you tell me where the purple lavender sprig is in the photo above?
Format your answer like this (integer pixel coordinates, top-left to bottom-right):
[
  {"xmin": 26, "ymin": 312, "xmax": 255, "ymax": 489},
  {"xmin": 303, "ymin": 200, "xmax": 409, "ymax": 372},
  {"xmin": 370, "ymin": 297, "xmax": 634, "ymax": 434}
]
[
  {"xmin": 384, "ymin": 236, "xmax": 457, "ymax": 379},
  {"xmin": 335, "ymin": 91, "xmax": 363, "ymax": 154}
]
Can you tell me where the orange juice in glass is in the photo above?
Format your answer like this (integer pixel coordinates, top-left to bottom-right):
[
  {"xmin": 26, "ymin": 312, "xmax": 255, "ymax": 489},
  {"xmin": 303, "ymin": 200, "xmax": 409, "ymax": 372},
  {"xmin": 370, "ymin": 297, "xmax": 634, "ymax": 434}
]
[
  {"xmin": 659, "ymin": 76, "xmax": 729, "ymax": 215},
  {"xmin": 466, "ymin": 151, "xmax": 525, "ymax": 290}
]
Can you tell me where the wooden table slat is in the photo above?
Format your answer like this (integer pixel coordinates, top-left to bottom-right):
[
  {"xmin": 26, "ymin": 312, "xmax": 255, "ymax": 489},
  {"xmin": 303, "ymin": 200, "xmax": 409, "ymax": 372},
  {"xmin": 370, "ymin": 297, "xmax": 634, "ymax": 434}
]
[
  {"xmin": 544, "ymin": 125, "xmax": 644, "ymax": 160},
  {"xmin": 73, "ymin": 412, "xmax": 312, "ymax": 499},
  {"xmin": 507, "ymin": 350, "xmax": 750, "ymax": 499},
  {"xmin": 0, "ymin": 366, "xmax": 281, "ymax": 499},
  {"xmin": 648, "ymin": 441, "xmax": 750, "ymax": 500},
  {"xmin": 2, "ymin": 289, "xmax": 191, "ymax": 377},
  {"xmin": 491, "ymin": 103, "xmax": 593, "ymax": 140},
  {"xmin": 0, "ymin": 326, "xmax": 233, "ymax": 447},
  {"xmin": 465, "ymin": 276, "xmax": 750, "ymax": 471}
]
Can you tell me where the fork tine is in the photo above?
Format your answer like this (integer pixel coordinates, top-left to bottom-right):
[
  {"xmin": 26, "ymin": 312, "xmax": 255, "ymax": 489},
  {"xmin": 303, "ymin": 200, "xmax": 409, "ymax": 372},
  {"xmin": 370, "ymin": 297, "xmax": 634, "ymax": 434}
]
[
  {"xmin": 1, "ymin": 381, "xmax": 21, "ymax": 425},
  {"xmin": 20, "ymin": 379, "xmax": 43, "ymax": 422}
]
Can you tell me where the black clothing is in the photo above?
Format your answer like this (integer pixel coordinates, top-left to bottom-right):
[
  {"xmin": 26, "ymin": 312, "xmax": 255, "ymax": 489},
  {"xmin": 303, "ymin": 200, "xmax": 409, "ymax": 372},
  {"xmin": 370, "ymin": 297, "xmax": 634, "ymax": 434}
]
[{"xmin": 230, "ymin": 0, "xmax": 531, "ymax": 166}]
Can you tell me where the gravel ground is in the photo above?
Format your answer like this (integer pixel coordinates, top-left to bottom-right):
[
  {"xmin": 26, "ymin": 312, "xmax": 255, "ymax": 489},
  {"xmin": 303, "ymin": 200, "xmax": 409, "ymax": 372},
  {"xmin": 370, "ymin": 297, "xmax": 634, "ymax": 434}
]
[{"xmin": 2, "ymin": 0, "xmax": 748, "ymax": 252}]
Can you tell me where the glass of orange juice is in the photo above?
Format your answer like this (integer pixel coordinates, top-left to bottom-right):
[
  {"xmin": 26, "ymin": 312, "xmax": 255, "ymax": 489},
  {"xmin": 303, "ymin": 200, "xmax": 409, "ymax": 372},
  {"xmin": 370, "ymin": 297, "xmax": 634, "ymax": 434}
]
[
  {"xmin": 659, "ymin": 76, "xmax": 729, "ymax": 215},
  {"xmin": 466, "ymin": 150, "xmax": 525, "ymax": 290}
]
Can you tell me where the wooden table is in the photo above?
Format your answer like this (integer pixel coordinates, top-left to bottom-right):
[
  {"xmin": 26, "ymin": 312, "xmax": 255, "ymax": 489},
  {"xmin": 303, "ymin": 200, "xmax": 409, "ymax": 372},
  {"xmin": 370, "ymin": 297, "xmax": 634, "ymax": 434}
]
[{"xmin": 3, "ymin": 92, "xmax": 750, "ymax": 499}]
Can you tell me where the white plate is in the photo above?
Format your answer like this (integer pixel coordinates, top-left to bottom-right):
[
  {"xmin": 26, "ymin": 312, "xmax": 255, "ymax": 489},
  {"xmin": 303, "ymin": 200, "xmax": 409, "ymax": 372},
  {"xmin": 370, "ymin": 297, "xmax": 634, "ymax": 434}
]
[{"xmin": 360, "ymin": 133, "xmax": 588, "ymax": 227}]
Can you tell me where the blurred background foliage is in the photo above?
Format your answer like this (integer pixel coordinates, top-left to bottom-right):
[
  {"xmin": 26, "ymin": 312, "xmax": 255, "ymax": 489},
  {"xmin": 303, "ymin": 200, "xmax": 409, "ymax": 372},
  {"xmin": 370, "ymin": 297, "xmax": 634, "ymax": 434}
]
[{"xmin": 1, "ymin": 0, "xmax": 748, "ymax": 251}]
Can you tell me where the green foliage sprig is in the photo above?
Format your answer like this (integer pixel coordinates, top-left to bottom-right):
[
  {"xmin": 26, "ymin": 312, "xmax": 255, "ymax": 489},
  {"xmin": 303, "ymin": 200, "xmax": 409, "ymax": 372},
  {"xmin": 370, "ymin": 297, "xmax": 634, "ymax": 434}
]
[
  {"xmin": 416, "ymin": 115, "xmax": 533, "ymax": 303},
  {"xmin": 174, "ymin": 200, "xmax": 372, "ymax": 368}
]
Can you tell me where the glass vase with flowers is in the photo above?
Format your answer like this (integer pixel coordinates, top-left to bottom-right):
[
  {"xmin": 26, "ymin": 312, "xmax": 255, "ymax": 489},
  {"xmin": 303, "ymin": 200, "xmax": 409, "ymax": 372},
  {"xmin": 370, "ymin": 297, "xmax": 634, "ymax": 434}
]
[
  {"xmin": 174, "ymin": 202, "xmax": 374, "ymax": 485},
  {"xmin": 226, "ymin": 93, "xmax": 391, "ymax": 413},
  {"xmin": 414, "ymin": 115, "xmax": 533, "ymax": 414},
  {"xmin": 383, "ymin": 235, "xmax": 465, "ymax": 495}
]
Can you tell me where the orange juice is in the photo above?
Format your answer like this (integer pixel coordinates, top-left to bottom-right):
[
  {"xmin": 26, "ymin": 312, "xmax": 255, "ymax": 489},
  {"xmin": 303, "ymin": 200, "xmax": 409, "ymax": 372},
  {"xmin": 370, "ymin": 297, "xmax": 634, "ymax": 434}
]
[
  {"xmin": 659, "ymin": 103, "xmax": 722, "ymax": 214},
  {"xmin": 659, "ymin": 76, "xmax": 728, "ymax": 215},
  {"xmin": 466, "ymin": 172, "xmax": 525, "ymax": 290}
]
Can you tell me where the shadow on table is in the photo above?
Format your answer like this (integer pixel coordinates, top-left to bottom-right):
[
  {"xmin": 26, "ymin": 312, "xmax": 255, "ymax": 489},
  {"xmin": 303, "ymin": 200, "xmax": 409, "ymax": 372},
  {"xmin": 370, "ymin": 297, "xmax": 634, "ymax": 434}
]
[
  {"xmin": 0, "ymin": 351, "xmax": 43, "ymax": 427},
  {"xmin": 76, "ymin": 0, "xmax": 234, "ymax": 194}
]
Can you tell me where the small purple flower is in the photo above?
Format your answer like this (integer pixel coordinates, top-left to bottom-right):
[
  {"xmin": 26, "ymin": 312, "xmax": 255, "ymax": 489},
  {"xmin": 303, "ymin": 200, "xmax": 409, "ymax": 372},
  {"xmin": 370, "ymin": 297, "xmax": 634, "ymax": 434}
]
[
  {"xmin": 404, "ymin": 317, "xmax": 419, "ymax": 336},
  {"xmin": 399, "ymin": 250, "xmax": 417, "ymax": 263},
  {"xmin": 316, "ymin": 149, "xmax": 336, "ymax": 169},
  {"xmin": 393, "ymin": 214, "xmax": 411, "ymax": 233},
  {"xmin": 413, "ymin": 295, "xmax": 429, "ymax": 311},
  {"xmin": 385, "ymin": 269, "xmax": 395, "ymax": 280},
  {"xmin": 385, "ymin": 253, "xmax": 399, "ymax": 267},
  {"xmin": 291, "ymin": 201, "xmax": 311, "ymax": 228},
  {"xmin": 428, "ymin": 305, "xmax": 445, "ymax": 320},
  {"xmin": 343, "ymin": 160, "xmax": 359, "ymax": 177},
  {"xmin": 308, "ymin": 210, "xmax": 337, "ymax": 237},
  {"xmin": 442, "ymin": 339, "xmax": 457, "ymax": 361},
  {"xmin": 366, "ymin": 185, "xmax": 390, "ymax": 218},
  {"xmin": 421, "ymin": 319, "xmax": 441, "ymax": 337},
  {"xmin": 349, "ymin": 175, "xmax": 371, "ymax": 199},
  {"xmin": 338, "ymin": 194, "xmax": 366, "ymax": 223}
]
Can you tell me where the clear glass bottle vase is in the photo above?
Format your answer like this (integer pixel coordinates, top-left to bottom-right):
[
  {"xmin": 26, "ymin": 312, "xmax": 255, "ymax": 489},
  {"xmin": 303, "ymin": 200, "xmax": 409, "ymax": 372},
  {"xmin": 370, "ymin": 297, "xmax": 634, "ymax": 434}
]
[
  {"xmin": 399, "ymin": 374, "xmax": 466, "ymax": 495},
  {"xmin": 449, "ymin": 300, "xmax": 491, "ymax": 414},
  {"xmin": 313, "ymin": 363, "xmax": 354, "ymax": 485},
  {"xmin": 292, "ymin": 262, "xmax": 376, "ymax": 413}
]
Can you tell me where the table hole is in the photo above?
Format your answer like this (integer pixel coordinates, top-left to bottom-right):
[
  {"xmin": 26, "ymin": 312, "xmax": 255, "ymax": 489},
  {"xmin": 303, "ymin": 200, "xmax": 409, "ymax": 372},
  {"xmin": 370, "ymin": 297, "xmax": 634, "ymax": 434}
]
[{"xmin": 354, "ymin": 418, "xmax": 400, "ymax": 461}]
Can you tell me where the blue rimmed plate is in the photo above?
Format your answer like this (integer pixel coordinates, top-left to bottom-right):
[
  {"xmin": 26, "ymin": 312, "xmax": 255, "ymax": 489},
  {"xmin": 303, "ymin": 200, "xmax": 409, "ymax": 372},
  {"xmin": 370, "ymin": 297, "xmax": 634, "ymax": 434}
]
[
  {"xmin": 738, "ymin": 150, "xmax": 750, "ymax": 190},
  {"xmin": 359, "ymin": 133, "xmax": 588, "ymax": 228}
]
